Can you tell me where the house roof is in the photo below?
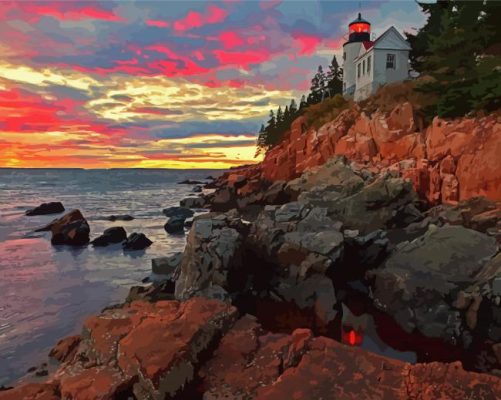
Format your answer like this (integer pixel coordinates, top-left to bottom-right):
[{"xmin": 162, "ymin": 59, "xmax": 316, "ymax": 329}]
[{"xmin": 354, "ymin": 26, "xmax": 410, "ymax": 62}]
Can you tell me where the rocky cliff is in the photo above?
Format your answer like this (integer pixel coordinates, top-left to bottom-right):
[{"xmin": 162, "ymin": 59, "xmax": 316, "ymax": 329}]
[{"xmin": 229, "ymin": 102, "xmax": 500, "ymax": 206}]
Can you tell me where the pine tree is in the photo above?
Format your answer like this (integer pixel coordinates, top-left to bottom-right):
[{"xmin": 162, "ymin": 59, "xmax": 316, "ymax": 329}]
[
  {"xmin": 326, "ymin": 55, "xmax": 343, "ymax": 97},
  {"xmin": 299, "ymin": 95, "xmax": 307, "ymax": 110},
  {"xmin": 289, "ymin": 99, "xmax": 298, "ymax": 115},
  {"xmin": 255, "ymin": 124, "xmax": 266, "ymax": 156}
]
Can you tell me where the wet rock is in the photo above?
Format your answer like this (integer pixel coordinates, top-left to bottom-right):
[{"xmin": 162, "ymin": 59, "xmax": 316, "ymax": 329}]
[
  {"xmin": 152, "ymin": 252, "xmax": 182, "ymax": 276},
  {"xmin": 178, "ymin": 179, "xmax": 204, "ymax": 184},
  {"xmin": 49, "ymin": 335, "xmax": 81, "ymax": 363},
  {"xmin": 162, "ymin": 206, "xmax": 194, "ymax": 219},
  {"xmin": 164, "ymin": 215, "xmax": 185, "ymax": 234},
  {"xmin": 26, "ymin": 202, "xmax": 64, "ymax": 216},
  {"xmin": 184, "ymin": 217, "xmax": 194, "ymax": 228},
  {"xmin": 371, "ymin": 225, "xmax": 498, "ymax": 342},
  {"xmin": 91, "ymin": 227, "xmax": 127, "ymax": 247},
  {"xmin": 122, "ymin": 232, "xmax": 152, "ymax": 250},
  {"xmin": 180, "ymin": 196, "xmax": 206, "ymax": 209},
  {"xmin": 105, "ymin": 214, "xmax": 134, "ymax": 221},
  {"xmin": 50, "ymin": 209, "xmax": 90, "ymax": 246},
  {"xmin": 193, "ymin": 185, "xmax": 203, "ymax": 193}
]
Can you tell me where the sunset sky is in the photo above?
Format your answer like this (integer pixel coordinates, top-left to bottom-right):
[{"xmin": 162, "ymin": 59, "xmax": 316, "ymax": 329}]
[{"xmin": 0, "ymin": 0, "xmax": 426, "ymax": 169}]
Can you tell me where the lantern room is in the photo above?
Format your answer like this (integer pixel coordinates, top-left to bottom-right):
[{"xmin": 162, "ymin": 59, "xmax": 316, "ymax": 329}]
[{"xmin": 348, "ymin": 13, "xmax": 371, "ymax": 43}]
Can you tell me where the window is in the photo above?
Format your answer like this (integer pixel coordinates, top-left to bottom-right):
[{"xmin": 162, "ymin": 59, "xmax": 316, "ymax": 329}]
[
  {"xmin": 357, "ymin": 63, "xmax": 361, "ymax": 79},
  {"xmin": 367, "ymin": 56, "xmax": 371, "ymax": 75},
  {"xmin": 362, "ymin": 59, "xmax": 366, "ymax": 75},
  {"xmin": 386, "ymin": 53, "xmax": 396, "ymax": 69},
  {"xmin": 343, "ymin": 51, "xmax": 346, "ymax": 61}
]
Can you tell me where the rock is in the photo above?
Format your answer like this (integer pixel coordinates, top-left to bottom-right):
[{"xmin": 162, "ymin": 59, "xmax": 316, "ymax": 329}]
[
  {"xmin": 210, "ymin": 187, "xmax": 236, "ymax": 212},
  {"xmin": 162, "ymin": 206, "xmax": 194, "ymax": 219},
  {"xmin": 0, "ymin": 383, "xmax": 60, "ymax": 400},
  {"xmin": 105, "ymin": 214, "xmax": 134, "ymax": 221},
  {"xmin": 26, "ymin": 202, "xmax": 65, "ymax": 216},
  {"xmin": 27, "ymin": 363, "xmax": 48, "ymax": 377},
  {"xmin": 371, "ymin": 225, "xmax": 498, "ymax": 342},
  {"xmin": 50, "ymin": 210, "xmax": 90, "ymax": 246},
  {"xmin": 180, "ymin": 196, "xmax": 206, "ymax": 209},
  {"xmin": 193, "ymin": 185, "xmax": 203, "ymax": 193},
  {"xmin": 164, "ymin": 216, "xmax": 186, "ymax": 234},
  {"xmin": 178, "ymin": 179, "xmax": 204, "ymax": 184},
  {"xmin": 57, "ymin": 298, "xmax": 237, "ymax": 400},
  {"xmin": 184, "ymin": 217, "xmax": 194, "ymax": 228},
  {"xmin": 126, "ymin": 281, "xmax": 175, "ymax": 302},
  {"xmin": 91, "ymin": 227, "xmax": 127, "ymax": 247},
  {"xmin": 122, "ymin": 232, "xmax": 152, "ymax": 250},
  {"xmin": 200, "ymin": 316, "xmax": 501, "ymax": 400},
  {"xmin": 175, "ymin": 217, "xmax": 244, "ymax": 300},
  {"xmin": 152, "ymin": 252, "xmax": 182, "ymax": 276},
  {"xmin": 49, "ymin": 335, "xmax": 81, "ymax": 363},
  {"xmin": 227, "ymin": 173, "xmax": 247, "ymax": 188}
]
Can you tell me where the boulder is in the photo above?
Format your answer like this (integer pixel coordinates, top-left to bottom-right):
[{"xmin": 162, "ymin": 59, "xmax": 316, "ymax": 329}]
[
  {"xmin": 48, "ymin": 335, "xmax": 81, "ymax": 363},
  {"xmin": 50, "ymin": 210, "xmax": 90, "ymax": 246},
  {"xmin": 371, "ymin": 225, "xmax": 498, "ymax": 343},
  {"xmin": 162, "ymin": 206, "xmax": 194, "ymax": 219},
  {"xmin": 105, "ymin": 214, "xmax": 134, "ymax": 221},
  {"xmin": 164, "ymin": 216, "xmax": 185, "ymax": 234},
  {"xmin": 193, "ymin": 185, "xmax": 203, "ymax": 193},
  {"xmin": 25, "ymin": 202, "xmax": 64, "ymax": 216},
  {"xmin": 178, "ymin": 179, "xmax": 204, "ymax": 184},
  {"xmin": 180, "ymin": 196, "xmax": 206, "ymax": 209},
  {"xmin": 152, "ymin": 252, "xmax": 182, "ymax": 276},
  {"xmin": 210, "ymin": 187, "xmax": 237, "ymax": 212},
  {"xmin": 126, "ymin": 281, "xmax": 175, "ymax": 302},
  {"xmin": 91, "ymin": 227, "xmax": 127, "ymax": 247},
  {"xmin": 122, "ymin": 232, "xmax": 152, "ymax": 251}
]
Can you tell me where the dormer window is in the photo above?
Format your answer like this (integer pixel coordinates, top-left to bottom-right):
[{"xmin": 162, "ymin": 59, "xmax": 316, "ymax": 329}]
[{"xmin": 386, "ymin": 53, "xmax": 395, "ymax": 69}]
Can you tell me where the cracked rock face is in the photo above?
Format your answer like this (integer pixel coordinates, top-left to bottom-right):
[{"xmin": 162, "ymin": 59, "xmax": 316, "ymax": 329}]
[{"xmin": 175, "ymin": 214, "xmax": 245, "ymax": 301}]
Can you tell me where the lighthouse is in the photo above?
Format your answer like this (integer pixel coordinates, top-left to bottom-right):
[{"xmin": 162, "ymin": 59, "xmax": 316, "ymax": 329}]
[
  {"xmin": 342, "ymin": 12, "xmax": 411, "ymax": 101},
  {"xmin": 342, "ymin": 13, "xmax": 371, "ymax": 98}
]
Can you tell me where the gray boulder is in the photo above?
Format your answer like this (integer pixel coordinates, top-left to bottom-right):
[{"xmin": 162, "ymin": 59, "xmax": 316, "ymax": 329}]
[
  {"xmin": 180, "ymin": 196, "xmax": 206, "ymax": 209},
  {"xmin": 26, "ymin": 202, "xmax": 65, "ymax": 216},
  {"xmin": 371, "ymin": 225, "xmax": 498, "ymax": 344},
  {"xmin": 164, "ymin": 216, "xmax": 186, "ymax": 234},
  {"xmin": 152, "ymin": 252, "xmax": 182, "ymax": 276},
  {"xmin": 91, "ymin": 227, "xmax": 127, "ymax": 247},
  {"xmin": 162, "ymin": 206, "xmax": 194, "ymax": 219},
  {"xmin": 122, "ymin": 232, "xmax": 152, "ymax": 250}
]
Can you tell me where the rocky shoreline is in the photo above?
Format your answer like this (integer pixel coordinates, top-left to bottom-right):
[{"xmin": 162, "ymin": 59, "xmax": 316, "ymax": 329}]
[{"xmin": 2, "ymin": 103, "xmax": 500, "ymax": 399}]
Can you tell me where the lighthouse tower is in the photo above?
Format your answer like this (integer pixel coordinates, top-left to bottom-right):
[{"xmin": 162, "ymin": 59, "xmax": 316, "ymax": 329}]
[{"xmin": 342, "ymin": 13, "xmax": 371, "ymax": 98}]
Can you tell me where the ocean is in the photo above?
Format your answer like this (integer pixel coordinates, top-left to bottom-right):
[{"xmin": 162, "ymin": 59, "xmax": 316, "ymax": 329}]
[{"xmin": 0, "ymin": 168, "xmax": 221, "ymax": 385}]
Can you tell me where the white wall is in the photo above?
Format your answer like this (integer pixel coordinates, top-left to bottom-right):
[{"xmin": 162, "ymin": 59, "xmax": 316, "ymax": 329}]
[{"xmin": 342, "ymin": 42, "xmax": 362, "ymax": 98}]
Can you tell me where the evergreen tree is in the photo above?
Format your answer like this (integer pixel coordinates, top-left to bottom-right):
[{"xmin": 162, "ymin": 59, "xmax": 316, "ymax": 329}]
[
  {"xmin": 289, "ymin": 99, "xmax": 298, "ymax": 115},
  {"xmin": 413, "ymin": 0, "xmax": 501, "ymax": 117},
  {"xmin": 326, "ymin": 55, "xmax": 343, "ymax": 97},
  {"xmin": 307, "ymin": 65, "xmax": 327, "ymax": 104},
  {"xmin": 299, "ymin": 95, "xmax": 308, "ymax": 110}
]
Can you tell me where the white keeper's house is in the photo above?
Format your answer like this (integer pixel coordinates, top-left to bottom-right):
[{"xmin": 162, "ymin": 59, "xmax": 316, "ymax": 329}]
[{"xmin": 342, "ymin": 13, "xmax": 412, "ymax": 101}]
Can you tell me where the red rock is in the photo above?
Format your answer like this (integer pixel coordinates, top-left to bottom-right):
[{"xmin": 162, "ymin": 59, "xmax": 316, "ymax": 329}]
[
  {"xmin": 441, "ymin": 173, "xmax": 459, "ymax": 205},
  {"xmin": 0, "ymin": 384, "xmax": 60, "ymax": 400},
  {"xmin": 428, "ymin": 164, "xmax": 442, "ymax": 205},
  {"xmin": 426, "ymin": 117, "xmax": 476, "ymax": 162},
  {"xmin": 49, "ymin": 335, "xmax": 81, "ymax": 363},
  {"xmin": 440, "ymin": 155, "xmax": 456, "ymax": 176},
  {"xmin": 254, "ymin": 337, "xmax": 501, "ymax": 400},
  {"xmin": 386, "ymin": 102, "xmax": 416, "ymax": 134},
  {"xmin": 456, "ymin": 120, "xmax": 501, "ymax": 201}
]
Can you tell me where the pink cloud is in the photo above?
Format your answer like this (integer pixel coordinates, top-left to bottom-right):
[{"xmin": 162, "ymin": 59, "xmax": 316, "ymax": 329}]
[
  {"xmin": 146, "ymin": 19, "xmax": 169, "ymax": 28},
  {"xmin": 213, "ymin": 49, "xmax": 271, "ymax": 69},
  {"xmin": 173, "ymin": 5, "xmax": 228, "ymax": 32},
  {"xmin": 19, "ymin": 3, "xmax": 125, "ymax": 22},
  {"xmin": 292, "ymin": 32, "xmax": 322, "ymax": 55},
  {"xmin": 219, "ymin": 31, "xmax": 245, "ymax": 49}
]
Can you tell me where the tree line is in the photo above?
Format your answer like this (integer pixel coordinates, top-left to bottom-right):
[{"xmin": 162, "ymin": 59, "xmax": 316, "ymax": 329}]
[
  {"xmin": 256, "ymin": 55, "xmax": 343, "ymax": 155},
  {"xmin": 407, "ymin": 0, "xmax": 500, "ymax": 117}
]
